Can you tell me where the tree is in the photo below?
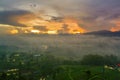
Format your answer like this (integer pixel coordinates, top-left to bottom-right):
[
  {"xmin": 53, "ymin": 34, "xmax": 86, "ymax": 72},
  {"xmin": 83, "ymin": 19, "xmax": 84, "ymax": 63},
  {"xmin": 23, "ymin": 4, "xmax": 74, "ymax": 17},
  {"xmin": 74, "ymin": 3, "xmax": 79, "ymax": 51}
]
[
  {"xmin": 37, "ymin": 54, "xmax": 61, "ymax": 80},
  {"xmin": 104, "ymin": 54, "xmax": 119, "ymax": 65},
  {"xmin": 81, "ymin": 54, "xmax": 104, "ymax": 66}
]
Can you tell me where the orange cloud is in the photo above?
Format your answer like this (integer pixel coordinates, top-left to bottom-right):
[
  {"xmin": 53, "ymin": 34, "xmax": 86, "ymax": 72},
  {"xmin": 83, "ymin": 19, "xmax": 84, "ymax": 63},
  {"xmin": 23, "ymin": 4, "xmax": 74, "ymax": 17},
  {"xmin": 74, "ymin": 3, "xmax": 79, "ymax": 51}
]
[
  {"xmin": 10, "ymin": 13, "xmax": 86, "ymax": 34},
  {"xmin": 110, "ymin": 20, "xmax": 120, "ymax": 32},
  {"xmin": 64, "ymin": 17, "xmax": 85, "ymax": 33},
  {"xmin": 10, "ymin": 29, "xmax": 19, "ymax": 34},
  {"xmin": 10, "ymin": 13, "xmax": 38, "ymax": 27}
]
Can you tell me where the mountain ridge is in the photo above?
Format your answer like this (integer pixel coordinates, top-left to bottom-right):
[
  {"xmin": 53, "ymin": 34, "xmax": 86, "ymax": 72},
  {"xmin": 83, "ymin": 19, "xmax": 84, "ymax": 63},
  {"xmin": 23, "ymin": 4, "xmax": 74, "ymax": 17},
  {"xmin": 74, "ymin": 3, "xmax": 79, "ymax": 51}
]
[{"xmin": 84, "ymin": 30, "xmax": 120, "ymax": 37}]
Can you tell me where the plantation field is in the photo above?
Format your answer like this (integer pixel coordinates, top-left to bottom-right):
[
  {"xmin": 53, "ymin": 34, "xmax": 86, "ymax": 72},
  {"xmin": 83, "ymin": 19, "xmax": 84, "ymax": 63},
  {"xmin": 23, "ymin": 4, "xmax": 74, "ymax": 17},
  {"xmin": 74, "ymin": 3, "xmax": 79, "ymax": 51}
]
[
  {"xmin": 0, "ymin": 52, "xmax": 120, "ymax": 80},
  {"xmin": 55, "ymin": 65, "xmax": 120, "ymax": 80}
]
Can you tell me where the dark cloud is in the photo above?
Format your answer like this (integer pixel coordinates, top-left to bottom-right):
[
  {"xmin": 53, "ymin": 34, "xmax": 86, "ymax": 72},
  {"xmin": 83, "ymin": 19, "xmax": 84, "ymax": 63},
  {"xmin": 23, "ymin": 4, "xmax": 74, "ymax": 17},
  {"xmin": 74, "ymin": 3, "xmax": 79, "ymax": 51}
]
[
  {"xmin": 105, "ymin": 13, "xmax": 120, "ymax": 20},
  {"xmin": 62, "ymin": 24, "xmax": 69, "ymax": 31},
  {"xmin": 58, "ymin": 24, "xmax": 70, "ymax": 34},
  {"xmin": 88, "ymin": 0, "xmax": 120, "ymax": 19},
  {"xmin": 34, "ymin": 26, "xmax": 48, "ymax": 31},
  {"xmin": 50, "ymin": 16, "xmax": 63, "ymax": 22},
  {"xmin": 0, "ymin": 10, "xmax": 32, "ymax": 27}
]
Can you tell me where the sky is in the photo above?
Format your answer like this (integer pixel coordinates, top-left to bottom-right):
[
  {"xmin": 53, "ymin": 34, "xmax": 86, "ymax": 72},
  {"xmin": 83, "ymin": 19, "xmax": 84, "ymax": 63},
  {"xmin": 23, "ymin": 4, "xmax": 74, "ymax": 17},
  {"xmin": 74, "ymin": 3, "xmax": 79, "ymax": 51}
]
[{"xmin": 0, "ymin": 0, "xmax": 120, "ymax": 34}]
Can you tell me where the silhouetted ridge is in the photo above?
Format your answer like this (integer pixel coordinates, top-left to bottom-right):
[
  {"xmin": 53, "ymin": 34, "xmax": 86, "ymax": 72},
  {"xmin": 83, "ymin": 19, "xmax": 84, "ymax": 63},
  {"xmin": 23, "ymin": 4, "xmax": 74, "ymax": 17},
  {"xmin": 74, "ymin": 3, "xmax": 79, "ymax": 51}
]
[{"xmin": 84, "ymin": 30, "xmax": 120, "ymax": 37}]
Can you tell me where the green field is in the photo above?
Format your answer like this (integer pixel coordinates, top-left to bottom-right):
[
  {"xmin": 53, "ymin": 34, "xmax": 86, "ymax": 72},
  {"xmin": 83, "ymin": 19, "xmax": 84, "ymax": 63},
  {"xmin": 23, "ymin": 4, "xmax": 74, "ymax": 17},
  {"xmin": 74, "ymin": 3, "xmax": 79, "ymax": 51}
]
[
  {"xmin": 0, "ymin": 52, "xmax": 120, "ymax": 80},
  {"xmin": 55, "ymin": 65, "xmax": 120, "ymax": 80}
]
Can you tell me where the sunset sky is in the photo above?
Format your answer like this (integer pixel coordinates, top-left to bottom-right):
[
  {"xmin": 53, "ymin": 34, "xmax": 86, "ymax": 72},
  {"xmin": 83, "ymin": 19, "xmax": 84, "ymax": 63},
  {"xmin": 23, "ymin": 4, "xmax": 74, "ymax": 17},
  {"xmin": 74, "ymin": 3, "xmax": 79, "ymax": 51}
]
[{"xmin": 0, "ymin": 0, "xmax": 120, "ymax": 34}]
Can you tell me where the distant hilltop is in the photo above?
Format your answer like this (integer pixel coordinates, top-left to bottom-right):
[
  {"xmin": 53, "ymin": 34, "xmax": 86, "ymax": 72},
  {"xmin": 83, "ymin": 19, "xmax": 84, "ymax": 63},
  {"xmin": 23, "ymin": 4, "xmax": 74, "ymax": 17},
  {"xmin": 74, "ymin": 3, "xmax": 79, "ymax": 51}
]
[{"xmin": 84, "ymin": 30, "xmax": 120, "ymax": 37}]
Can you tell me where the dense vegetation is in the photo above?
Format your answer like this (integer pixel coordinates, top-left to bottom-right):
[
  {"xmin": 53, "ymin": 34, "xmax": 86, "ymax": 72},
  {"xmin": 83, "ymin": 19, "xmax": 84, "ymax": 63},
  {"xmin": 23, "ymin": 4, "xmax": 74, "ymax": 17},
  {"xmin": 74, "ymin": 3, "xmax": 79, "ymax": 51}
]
[
  {"xmin": 0, "ymin": 52, "xmax": 120, "ymax": 80},
  {"xmin": 81, "ymin": 54, "xmax": 119, "ymax": 66}
]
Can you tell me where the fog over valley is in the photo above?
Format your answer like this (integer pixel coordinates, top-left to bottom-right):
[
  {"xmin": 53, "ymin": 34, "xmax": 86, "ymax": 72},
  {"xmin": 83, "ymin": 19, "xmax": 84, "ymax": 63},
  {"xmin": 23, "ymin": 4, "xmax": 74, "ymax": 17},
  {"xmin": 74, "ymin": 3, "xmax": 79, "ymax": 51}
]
[{"xmin": 0, "ymin": 34, "xmax": 120, "ymax": 59}]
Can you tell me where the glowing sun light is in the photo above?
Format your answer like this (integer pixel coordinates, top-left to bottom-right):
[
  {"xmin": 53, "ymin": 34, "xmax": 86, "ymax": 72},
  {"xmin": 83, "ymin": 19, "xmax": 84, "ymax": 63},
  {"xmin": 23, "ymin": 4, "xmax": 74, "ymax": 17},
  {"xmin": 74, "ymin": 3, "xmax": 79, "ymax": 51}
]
[
  {"xmin": 47, "ymin": 30, "xmax": 58, "ymax": 34},
  {"xmin": 31, "ymin": 30, "xmax": 40, "ymax": 34},
  {"xmin": 10, "ymin": 29, "xmax": 19, "ymax": 34}
]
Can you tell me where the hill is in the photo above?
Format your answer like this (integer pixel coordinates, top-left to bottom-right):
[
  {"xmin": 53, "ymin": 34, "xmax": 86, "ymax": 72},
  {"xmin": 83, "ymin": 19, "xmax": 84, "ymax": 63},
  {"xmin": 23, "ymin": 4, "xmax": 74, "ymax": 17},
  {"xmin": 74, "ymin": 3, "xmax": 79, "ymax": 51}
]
[{"xmin": 84, "ymin": 30, "xmax": 120, "ymax": 37}]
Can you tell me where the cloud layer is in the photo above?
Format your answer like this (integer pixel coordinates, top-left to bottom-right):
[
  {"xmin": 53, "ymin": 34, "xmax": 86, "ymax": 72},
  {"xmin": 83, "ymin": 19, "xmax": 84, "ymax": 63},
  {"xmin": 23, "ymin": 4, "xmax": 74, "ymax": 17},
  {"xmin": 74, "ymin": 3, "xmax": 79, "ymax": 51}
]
[
  {"xmin": 0, "ymin": 10, "xmax": 33, "ymax": 27},
  {"xmin": 0, "ymin": 0, "xmax": 120, "ymax": 32}
]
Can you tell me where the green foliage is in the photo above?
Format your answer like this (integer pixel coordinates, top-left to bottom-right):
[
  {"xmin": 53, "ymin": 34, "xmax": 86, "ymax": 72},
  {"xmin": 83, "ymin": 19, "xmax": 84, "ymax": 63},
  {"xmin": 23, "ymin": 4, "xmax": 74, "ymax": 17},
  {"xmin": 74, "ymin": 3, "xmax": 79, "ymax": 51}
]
[
  {"xmin": 0, "ymin": 52, "xmax": 62, "ymax": 80},
  {"xmin": 104, "ymin": 54, "xmax": 119, "ymax": 65},
  {"xmin": 81, "ymin": 54, "xmax": 104, "ymax": 66},
  {"xmin": 81, "ymin": 54, "xmax": 119, "ymax": 66},
  {"xmin": 0, "ymin": 52, "xmax": 120, "ymax": 80}
]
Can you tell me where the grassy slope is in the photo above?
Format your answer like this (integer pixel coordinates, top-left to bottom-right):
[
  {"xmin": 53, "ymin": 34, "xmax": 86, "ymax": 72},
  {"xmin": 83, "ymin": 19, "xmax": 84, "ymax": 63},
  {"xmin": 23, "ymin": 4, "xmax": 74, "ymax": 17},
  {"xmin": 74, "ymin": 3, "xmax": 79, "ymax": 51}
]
[{"xmin": 55, "ymin": 65, "xmax": 120, "ymax": 80}]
